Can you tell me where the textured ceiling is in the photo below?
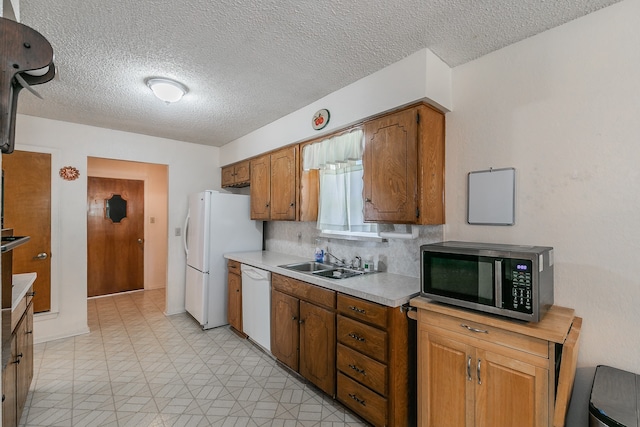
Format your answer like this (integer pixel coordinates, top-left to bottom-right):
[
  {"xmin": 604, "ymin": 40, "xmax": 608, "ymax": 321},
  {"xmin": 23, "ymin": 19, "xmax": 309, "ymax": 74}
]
[{"xmin": 15, "ymin": 0, "xmax": 621, "ymax": 147}]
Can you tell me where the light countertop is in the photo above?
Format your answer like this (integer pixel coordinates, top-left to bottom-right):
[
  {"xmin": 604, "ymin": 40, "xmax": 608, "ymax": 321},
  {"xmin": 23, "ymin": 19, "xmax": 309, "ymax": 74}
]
[
  {"xmin": 224, "ymin": 250, "xmax": 420, "ymax": 307},
  {"xmin": 12, "ymin": 272, "xmax": 36, "ymax": 311}
]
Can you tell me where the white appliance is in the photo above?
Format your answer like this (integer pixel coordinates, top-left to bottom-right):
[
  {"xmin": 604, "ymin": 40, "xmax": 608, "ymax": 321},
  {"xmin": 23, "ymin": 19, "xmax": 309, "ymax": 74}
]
[
  {"xmin": 184, "ymin": 191, "xmax": 263, "ymax": 329},
  {"xmin": 241, "ymin": 265, "xmax": 271, "ymax": 352}
]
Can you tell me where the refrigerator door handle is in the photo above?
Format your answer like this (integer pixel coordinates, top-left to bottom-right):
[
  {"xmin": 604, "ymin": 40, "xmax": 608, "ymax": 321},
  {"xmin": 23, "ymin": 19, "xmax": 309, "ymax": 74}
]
[{"xmin": 183, "ymin": 210, "xmax": 190, "ymax": 255}]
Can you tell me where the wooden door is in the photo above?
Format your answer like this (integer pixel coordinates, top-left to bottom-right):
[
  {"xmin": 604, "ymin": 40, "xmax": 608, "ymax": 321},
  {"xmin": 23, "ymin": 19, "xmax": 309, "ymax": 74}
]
[
  {"xmin": 87, "ymin": 177, "xmax": 144, "ymax": 297},
  {"xmin": 270, "ymin": 289, "xmax": 299, "ymax": 371},
  {"xmin": 250, "ymin": 154, "xmax": 270, "ymax": 220},
  {"xmin": 270, "ymin": 146, "xmax": 297, "ymax": 220},
  {"xmin": 227, "ymin": 271, "xmax": 242, "ymax": 332},
  {"xmin": 363, "ymin": 107, "xmax": 419, "ymax": 223},
  {"xmin": 3, "ymin": 150, "xmax": 52, "ymax": 312},
  {"xmin": 475, "ymin": 349, "xmax": 548, "ymax": 427},
  {"xmin": 299, "ymin": 300, "xmax": 335, "ymax": 396},
  {"xmin": 419, "ymin": 329, "xmax": 474, "ymax": 427}
]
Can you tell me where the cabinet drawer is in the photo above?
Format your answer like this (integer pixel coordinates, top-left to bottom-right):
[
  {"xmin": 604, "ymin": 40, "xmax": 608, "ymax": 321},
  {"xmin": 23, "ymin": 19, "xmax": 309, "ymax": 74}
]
[
  {"xmin": 337, "ymin": 293, "xmax": 387, "ymax": 328},
  {"xmin": 337, "ymin": 315, "xmax": 387, "ymax": 363},
  {"xmin": 227, "ymin": 260, "xmax": 241, "ymax": 274},
  {"xmin": 272, "ymin": 273, "xmax": 335, "ymax": 309},
  {"xmin": 337, "ymin": 373, "xmax": 387, "ymax": 427},
  {"xmin": 337, "ymin": 343, "xmax": 387, "ymax": 396},
  {"xmin": 422, "ymin": 310, "xmax": 549, "ymax": 358}
]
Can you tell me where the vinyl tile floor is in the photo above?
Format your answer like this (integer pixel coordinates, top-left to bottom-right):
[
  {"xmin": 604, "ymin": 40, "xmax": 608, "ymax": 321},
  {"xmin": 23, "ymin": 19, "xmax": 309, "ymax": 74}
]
[{"xmin": 20, "ymin": 289, "xmax": 368, "ymax": 427}]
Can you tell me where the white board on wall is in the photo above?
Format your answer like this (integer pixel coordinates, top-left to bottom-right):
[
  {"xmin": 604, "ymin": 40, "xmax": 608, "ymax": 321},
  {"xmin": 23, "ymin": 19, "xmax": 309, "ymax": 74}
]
[{"xmin": 467, "ymin": 168, "xmax": 515, "ymax": 225}]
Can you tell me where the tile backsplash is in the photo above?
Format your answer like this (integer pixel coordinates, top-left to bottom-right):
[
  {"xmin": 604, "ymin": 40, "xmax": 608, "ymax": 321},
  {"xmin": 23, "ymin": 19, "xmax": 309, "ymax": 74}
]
[{"xmin": 265, "ymin": 221, "xmax": 444, "ymax": 278}]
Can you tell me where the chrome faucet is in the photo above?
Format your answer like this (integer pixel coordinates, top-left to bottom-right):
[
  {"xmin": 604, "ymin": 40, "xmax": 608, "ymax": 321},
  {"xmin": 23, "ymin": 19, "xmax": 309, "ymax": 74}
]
[{"xmin": 324, "ymin": 247, "xmax": 346, "ymax": 267}]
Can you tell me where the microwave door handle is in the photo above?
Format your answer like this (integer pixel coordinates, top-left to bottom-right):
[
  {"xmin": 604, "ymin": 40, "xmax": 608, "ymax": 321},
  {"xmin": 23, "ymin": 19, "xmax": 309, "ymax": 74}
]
[{"xmin": 495, "ymin": 260, "xmax": 503, "ymax": 308}]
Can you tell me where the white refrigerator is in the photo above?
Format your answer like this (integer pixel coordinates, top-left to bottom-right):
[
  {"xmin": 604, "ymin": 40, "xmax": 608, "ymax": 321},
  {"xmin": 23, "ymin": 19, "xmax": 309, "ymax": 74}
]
[{"xmin": 183, "ymin": 190, "xmax": 263, "ymax": 329}]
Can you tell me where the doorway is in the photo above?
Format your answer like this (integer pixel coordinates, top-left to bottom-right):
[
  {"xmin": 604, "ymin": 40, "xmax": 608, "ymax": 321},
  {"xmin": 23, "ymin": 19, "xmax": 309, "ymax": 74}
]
[
  {"xmin": 86, "ymin": 157, "xmax": 169, "ymax": 297},
  {"xmin": 3, "ymin": 150, "xmax": 52, "ymax": 313},
  {"xmin": 87, "ymin": 177, "xmax": 144, "ymax": 297}
]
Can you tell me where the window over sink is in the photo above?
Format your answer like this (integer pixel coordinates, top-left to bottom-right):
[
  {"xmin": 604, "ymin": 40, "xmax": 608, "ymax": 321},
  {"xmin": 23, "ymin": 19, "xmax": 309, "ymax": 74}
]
[{"xmin": 302, "ymin": 129, "xmax": 379, "ymax": 239}]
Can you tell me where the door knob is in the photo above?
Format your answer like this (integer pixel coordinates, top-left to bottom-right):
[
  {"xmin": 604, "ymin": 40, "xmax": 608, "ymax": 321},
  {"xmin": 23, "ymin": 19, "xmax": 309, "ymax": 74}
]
[
  {"xmin": 33, "ymin": 252, "xmax": 48, "ymax": 260},
  {"xmin": 137, "ymin": 239, "xmax": 143, "ymax": 244}
]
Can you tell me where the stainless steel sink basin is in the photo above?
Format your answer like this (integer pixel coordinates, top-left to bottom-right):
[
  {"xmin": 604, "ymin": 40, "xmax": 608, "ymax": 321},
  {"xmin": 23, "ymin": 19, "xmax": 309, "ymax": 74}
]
[
  {"xmin": 312, "ymin": 268, "xmax": 365, "ymax": 280},
  {"xmin": 279, "ymin": 261, "xmax": 334, "ymax": 273},
  {"xmin": 279, "ymin": 261, "xmax": 370, "ymax": 280}
]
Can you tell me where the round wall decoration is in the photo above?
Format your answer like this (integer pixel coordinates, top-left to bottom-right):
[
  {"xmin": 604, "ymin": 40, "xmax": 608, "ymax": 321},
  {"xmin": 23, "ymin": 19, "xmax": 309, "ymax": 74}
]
[
  {"xmin": 59, "ymin": 166, "xmax": 80, "ymax": 181},
  {"xmin": 312, "ymin": 108, "xmax": 330, "ymax": 130}
]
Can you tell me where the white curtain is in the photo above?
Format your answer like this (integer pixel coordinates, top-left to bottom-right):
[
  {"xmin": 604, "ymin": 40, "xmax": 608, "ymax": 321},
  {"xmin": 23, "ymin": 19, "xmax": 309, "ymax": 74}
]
[{"xmin": 302, "ymin": 130, "xmax": 377, "ymax": 233}]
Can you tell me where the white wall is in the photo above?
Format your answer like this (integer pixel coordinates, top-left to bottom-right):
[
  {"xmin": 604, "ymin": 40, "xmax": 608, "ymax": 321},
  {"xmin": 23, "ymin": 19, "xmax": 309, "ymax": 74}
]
[
  {"xmin": 14, "ymin": 115, "xmax": 219, "ymax": 342},
  {"xmin": 220, "ymin": 48, "xmax": 451, "ymax": 165},
  {"xmin": 445, "ymin": 0, "xmax": 640, "ymax": 422}
]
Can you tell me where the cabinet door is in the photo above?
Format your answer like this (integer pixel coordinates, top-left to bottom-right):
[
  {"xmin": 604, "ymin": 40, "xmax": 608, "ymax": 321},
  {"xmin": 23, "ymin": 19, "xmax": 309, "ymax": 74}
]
[
  {"xmin": 221, "ymin": 165, "xmax": 236, "ymax": 187},
  {"xmin": 299, "ymin": 300, "xmax": 335, "ymax": 396},
  {"xmin": 419, "ymin": 329, "xmax": 474, "ymax": 427},
  {"xmin": 227, "ymin": 272, "xmax": 242, "ymax": 333},
  {"xmin": 250, "ymin": 154, "xmax": 271, "ymax": 220},
  {"xmin": 270, "ymin": 146, "xmax": 297, "ymax": 220},
  {"xmin": 2, "ymin": 334, "xmax": 18, "ymax": 427},
  {"xmin": 234, "ymin": 160, "xmax": 250, "ymax": 184},
  {"xmin": 15, "ymin": 312, "xmax": 29, "ymax": 420},
  {"xmin": 474, "ymin": 349, "xmax": 548, "ymax": 427},
  {"xmin": 363, "ymin": 107, "xmax": 419, "ymax": 223},
  {"xmin": 271, "ymin": 289, "xmax": 299, "ymax": 371}
]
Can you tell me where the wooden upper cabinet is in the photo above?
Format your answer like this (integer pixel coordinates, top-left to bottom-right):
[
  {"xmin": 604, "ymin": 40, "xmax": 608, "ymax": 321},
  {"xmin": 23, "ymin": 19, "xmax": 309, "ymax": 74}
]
[
  {"xmin": 270, "ymin": 146, "xmax": 297, "ymax": 220},
  {"xmin": 363, "ymin": 107, "xmax": 419, "ymax": 223},
  {"xmin": 250, "ymin": 146, "xmax": 297, "ymax": 221},
  {"xmin": 363, "ymin": 104, "xmax": 445, "ymax": 224},
  {"xmin": 221, "ymin": 160, "xmax": 250, "ymax": 187},
  {"xmin": 250, "ymin": 154, "xmax": 271, "ymax": 220}
]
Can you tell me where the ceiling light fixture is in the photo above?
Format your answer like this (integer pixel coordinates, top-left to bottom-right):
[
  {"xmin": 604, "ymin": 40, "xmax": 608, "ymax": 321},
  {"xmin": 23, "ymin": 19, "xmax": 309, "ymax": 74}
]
[{"xmin": 146, "ymin": 77, "xmax": 188, "ymax": 103}]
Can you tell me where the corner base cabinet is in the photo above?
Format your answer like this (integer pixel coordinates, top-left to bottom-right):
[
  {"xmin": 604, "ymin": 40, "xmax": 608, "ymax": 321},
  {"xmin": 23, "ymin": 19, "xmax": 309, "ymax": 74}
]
[
  {"xmin": 411, "ymin": 298, "xmax": 582, "ymax": 427},
  {"xmin": 2, "ymin": 285, "xmax": 34, "ymax": 427}
]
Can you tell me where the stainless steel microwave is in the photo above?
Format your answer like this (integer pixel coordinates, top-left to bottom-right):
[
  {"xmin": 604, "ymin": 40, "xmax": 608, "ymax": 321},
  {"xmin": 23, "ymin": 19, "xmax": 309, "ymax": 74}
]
[{"xmin": 420, "ymin": 241, "xmax": 554, "ymax": 322}]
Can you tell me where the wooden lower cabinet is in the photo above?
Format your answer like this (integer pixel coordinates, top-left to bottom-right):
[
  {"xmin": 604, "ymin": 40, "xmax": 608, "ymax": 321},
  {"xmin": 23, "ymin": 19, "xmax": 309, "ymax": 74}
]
[
  {"xmin": 270, "ymin": 273, "xmax": 336, "ymax": 396},
  {"xmin": 412, "ymin": 298, "xmax": 581, "ymax": 427},
  {"xmin": 226, "ymin": 260, "xmax": 243, "ymax": 335},
  {"xmin": 336, "ymin": 293, "xmax": 414, "ymax": 427},
  {"xmin": 3, "ymin": 286, "xmax": 34, "ymax": 427}
]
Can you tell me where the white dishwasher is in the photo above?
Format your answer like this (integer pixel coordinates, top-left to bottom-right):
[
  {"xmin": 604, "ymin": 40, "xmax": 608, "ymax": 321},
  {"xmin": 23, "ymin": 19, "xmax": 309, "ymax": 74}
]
[{"xmin": 241, "ymin": 264, "xmax": 271, "ymax": 352}]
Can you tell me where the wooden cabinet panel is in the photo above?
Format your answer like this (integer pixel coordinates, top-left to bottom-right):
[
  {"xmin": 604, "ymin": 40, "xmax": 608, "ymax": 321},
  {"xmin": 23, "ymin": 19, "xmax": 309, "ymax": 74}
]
[
  {"xmin": 272, "ymin": 273, "xmax": 335, "ymax": 309},
  {"xmin": 270, "ymin": 146, "xmax": 297, "ymax": 220},
  {"xmin": 299, "ymin": 300, "xmax": 335, "ymax": 396},
  {"xmin": 270, "ymin": 289, "xmax": 300, "ymax": 371},
  {"xmin": 337, "ymin": 314, "xmax": 388, "ymax": 363},
  {"xmin": 250, "ymin": 154, "xmax": 271, "ymax": 220},
  {"xmin": 337, "ymin": 373, "xmax": 388, "ymax": 427},
  {"xmin": 227, "ymin": 269, "xmax": 242, "ymax": 333},
  {"xmin": 2, "ymin": 333, "xmax": 17, "ymax": 427},
  {"xmin": 420, "ymin": 330, "xmax": 474, "ymax": 427},
  {"xmin": 337, "ymin": 343, "xmax": 387, "ymax": 396},
  {"xmin": 337, "ymin": 293, "xmax": 388, "ymax": 328},
  {"xmin": 363, "ymin": 107, "xmax": 419, "ymax": 223},
  {"xmin": 222, "ymin": 160, "xmax": 251, "ymax": 187},
  {"xmin": 475, "ymin": 349, "xmax": 547, "ymax": 427}
]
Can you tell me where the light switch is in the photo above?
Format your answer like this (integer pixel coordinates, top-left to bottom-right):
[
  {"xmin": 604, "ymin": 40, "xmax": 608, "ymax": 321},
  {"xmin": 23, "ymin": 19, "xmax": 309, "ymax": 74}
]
[
  {"xmin": 150, "ymin": 216, "xmax": 156, "ymax": 224},
  {"xmin": 175, "ymin": 227, "xmax": 181, "ymax": 236}
]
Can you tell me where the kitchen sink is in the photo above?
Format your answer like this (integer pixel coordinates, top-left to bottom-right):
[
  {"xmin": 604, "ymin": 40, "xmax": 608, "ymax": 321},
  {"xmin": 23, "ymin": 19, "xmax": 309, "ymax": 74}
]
[
  {"xmin": 279, "ymin": 261, "xmax": 369, "ymax": 280},
  {"xmin": 312, "ymin": 268, "xmax": 365, "ymax": 280},
  {"xmin": 279, "ymin": 261, "xmax": 334, "ymax": 272}
]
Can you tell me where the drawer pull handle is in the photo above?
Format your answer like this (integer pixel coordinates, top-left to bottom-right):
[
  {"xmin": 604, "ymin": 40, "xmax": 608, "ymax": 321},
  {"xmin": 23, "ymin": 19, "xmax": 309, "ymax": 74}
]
[
  {"xmin": 477, "ymin": 359, "xmax": 482, "ymax": 385},
  {"xmin": 461, "ymin": 323, "xmax": 488, "ymax": 334},
  {"xmin": 26, "ymin": 330, "xmax": 33, "ymax": 334},
  {"xmin": 28, "ymin": 291, "xmax": 36, "ymax": 297},
  {"xmin": 348, "ymin": 333, "xmax": 365, "ymax": 342},
  {"xmin": 349, "ymin": 364, "xmax": 366, "ymax": 375},
  {"xmin": 467, "ymin": 356, "xmax": 472, "ymax": 381},
  {"xmin": 349, "ymin": 306, "xmax": 366, "ymax": 314},
  {"xmin": 348, "ymin": 393, "xmax": 366, "ymax": 406}
]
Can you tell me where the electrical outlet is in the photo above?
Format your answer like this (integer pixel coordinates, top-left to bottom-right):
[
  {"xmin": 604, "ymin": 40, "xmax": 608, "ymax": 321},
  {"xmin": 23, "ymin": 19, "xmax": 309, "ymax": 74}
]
[
  {"xmin": 150, "ymin": 216, "xmax": 155, "ymax": 224},
  {"xmin": 175, "ymin": 227, "xmax": 181, "ymax": 237}
]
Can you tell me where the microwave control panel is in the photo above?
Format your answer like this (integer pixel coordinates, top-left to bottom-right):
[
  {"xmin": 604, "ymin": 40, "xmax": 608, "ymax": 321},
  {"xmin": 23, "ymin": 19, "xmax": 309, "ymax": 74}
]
[{"xmin": 504, "ymin": 260, "xmax": 533, "ymax": 314}]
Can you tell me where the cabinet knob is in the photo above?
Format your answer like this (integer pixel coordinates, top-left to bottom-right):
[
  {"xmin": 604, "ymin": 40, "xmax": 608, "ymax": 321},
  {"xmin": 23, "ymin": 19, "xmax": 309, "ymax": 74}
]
[
  {"xmin": 289, "ymin": 202, "xmax": 294, "ymax": 207},
  {"xmin": 291, "ymin": 316, "xmax": 297, "ymax": 321},
  {"xmin": 364, "ymin": 198, "xmax": 371, "ymax": 203},
  {"xmin": 265, "ymin": 203, "xmax": 270, "ymax": 208},
  {"xmin": 28, "ymin": 291, "xmax": 36, "ymax": 297},
  {"xmin": 298, "ymin": 319, "xmax": 304, "ymax": 324},
  {"xmin": 348, "ymin": 333, "xmax": 365, "ymax": 342},
  {"xmin": 348, "ymin": 393, "xmax": 366, "ymax": 406}
]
